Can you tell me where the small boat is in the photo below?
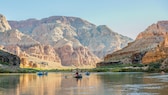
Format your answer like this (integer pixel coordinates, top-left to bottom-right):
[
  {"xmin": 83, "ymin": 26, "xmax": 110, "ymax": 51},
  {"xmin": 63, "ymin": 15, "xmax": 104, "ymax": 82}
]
[
  {"xmin": 37, "ymin": 71, "xmax": 48, "ymax": 76},
  {"xmin": 74, "ymin": 74, "xmax": 82, "ymax": 78},
  {"xmin": 85, "ymin": 72, "xmax": 90, "ymax": 76}
]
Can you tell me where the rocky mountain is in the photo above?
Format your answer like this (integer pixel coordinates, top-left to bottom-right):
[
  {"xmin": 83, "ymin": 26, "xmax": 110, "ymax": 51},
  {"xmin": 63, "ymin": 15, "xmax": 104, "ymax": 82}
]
[
  {"xmin": 9, "ymin": 16, "xmax": 132, "ymax": 58},
  {"xmin": 104, "ymin": 21, "xmax": 168, "ymax": 65},
  {"xmin": 142, "ymin": 33, "xmax": 168, "ymax": 64},
  {"xmin": 0, "ymin": 14, "xmax": 61, "ymax": 69},
  {"xmin": 0, "ymin": 14, "xmax": 100, "ymax": 68},
  {"xmin": 0, "ymin": 14, "xmax": 132, "ymax": 68},
  {"xmin": 0, "ymin": 14, "xmax": 11, "ymax": 32},
  {"xmin": 0, "ymin": 30, "xmax": 62, "ymax": 69}
]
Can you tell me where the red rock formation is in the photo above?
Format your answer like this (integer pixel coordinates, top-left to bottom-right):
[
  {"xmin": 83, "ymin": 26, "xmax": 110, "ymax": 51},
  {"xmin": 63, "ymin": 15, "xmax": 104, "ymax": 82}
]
[
  {"xmin": 104, "ymin": 21, "xmax": 168, "ymax": 65},
  {"xmin": 142, "ymin": 33, "xmax": 168, "ymax": 64},
  {"xmin": 56, "ymin": 41, "xmax": 100, "ymax": 67},
  {"xmin": 4, "ymin": 44, "xmax": 62, "ymax": 68},
  {"xmin": 24, "ymin": 44, "xmax": 60, "ymax": 63}
]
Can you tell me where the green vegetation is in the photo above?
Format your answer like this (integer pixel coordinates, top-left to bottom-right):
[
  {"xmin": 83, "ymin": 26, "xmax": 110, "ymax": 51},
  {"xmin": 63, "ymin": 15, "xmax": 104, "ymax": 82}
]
[
  {"xmin": 0, "ymin": 68, "xmax": 38, "ymax": 73},
  {"xmin": 17, "ymin": 68, "xmax": 39, "ymax": 73},
  {"xmin": 0, "ymin": 68, "xmax": 13, "ymax": 73},
  {"xmin": 146, "ymin": 62, "xmax": 161, "ymax": 72},
  {"xmin": 94, "ymin": 64, "xmax": 145, "ymax": 72},
  {"xmin": 98, "ymin": 63, "xmax": 144, "ymax": 68},
  {"xmin": 0, "ymin": 61, "xmax": 9, "ymax": 66},
  {"xmin": 0, "ymin": 61, "xmax": 165, "ymax": 73},
  {"xmin": 94, "ymin": 63, "xmax": 164, "ymax": 73},
  {"xmin": 0, "ymin": 68, "xmax": 73, "ymax": 73}
]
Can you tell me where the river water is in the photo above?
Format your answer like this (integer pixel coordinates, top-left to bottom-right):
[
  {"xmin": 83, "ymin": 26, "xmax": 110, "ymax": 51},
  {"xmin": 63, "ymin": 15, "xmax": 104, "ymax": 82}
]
[{"xmin": 0, "ymin": 72, "xmax": 168, "ymax": 95}]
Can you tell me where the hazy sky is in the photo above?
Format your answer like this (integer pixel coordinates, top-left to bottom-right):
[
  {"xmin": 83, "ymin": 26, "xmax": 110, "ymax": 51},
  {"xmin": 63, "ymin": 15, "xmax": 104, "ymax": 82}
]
[{"xmin": 1, "ymin": 0, "xmax": 168, "ymax": 39}]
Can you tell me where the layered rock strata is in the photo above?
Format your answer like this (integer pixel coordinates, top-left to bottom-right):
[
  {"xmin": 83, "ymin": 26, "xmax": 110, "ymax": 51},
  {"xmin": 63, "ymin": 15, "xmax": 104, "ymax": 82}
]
[
  {"xmin": 104, "ymin": 21, "xmax": 168, "ymax": 65},
  {"xmin": 9, "ymin": 16, "xmax": 132, "ymax": 58}
]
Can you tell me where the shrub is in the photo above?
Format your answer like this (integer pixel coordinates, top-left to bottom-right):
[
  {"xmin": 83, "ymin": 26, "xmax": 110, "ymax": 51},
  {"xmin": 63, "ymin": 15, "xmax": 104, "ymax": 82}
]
[
  {"xmin": 0, "ymin": 61, "xmax": 9, "ymax": 65},
  {"xmin": 147, "ymin": 62, "xmax": 161, "ymax": 72}
]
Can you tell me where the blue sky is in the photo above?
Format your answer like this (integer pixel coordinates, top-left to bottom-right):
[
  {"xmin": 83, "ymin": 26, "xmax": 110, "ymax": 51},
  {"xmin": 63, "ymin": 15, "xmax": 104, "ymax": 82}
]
[{"xmin": 1, "ymin": 0, "xmax": 168, "ymax": 39}]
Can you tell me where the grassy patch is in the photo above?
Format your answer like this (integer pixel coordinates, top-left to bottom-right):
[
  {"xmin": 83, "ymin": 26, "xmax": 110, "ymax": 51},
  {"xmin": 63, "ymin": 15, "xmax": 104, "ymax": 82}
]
[
  {"xmin": 95, "ymin": 64, "xmax": 146, "ymax": 72},
  {"xmin": 17, "ymin": 68, "xmax": 39, "ymax": 73},
  {"xmin": 0, "ymin": 62, "xmax": 164, "ymax": 73},
  {"xmin": 0, "ymin": 68, "xmax": 13, "ymax": 73},
  {"xmin": 98, "ymin": 64, "xmax": 143, "ymax": 68},
  {"xmin": 146, "ymin": 62, "xmax": 161, "ymax": 73},
  {"xmin": 0, "ymin": 61, "xmax": 9, "ymax": 66}
]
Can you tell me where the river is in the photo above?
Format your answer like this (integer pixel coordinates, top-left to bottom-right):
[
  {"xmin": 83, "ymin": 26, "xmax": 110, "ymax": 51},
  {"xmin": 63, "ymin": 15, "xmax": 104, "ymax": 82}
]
[{"xmin": 0, "ymin": 72, "xmax": 168, "ymax": 95}]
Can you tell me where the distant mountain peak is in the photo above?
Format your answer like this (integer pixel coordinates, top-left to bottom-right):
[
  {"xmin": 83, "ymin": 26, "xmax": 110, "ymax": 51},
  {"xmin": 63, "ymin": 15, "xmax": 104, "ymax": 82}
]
[
  {"xmin": 0, "ymin": 14, "xmax": 11, "ymax": 32},
  {"xmin": 136, "ymin": 21, "xmax": 168, "ymax": 40},
  {"xmin": 40, "ymin": 16, "xmax": 96, "ymax": 28},
  {"xmin": 0, "ymin": 14, "xmax": 132, "ymax": 67}
]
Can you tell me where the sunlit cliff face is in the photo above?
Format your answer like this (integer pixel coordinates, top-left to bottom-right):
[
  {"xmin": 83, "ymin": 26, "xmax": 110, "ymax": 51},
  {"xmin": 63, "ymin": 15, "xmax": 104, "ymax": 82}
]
[
  {"xmin": 104, "ymin": 21, "xmax": 168, "ymax": 64},
  {"xmin": 142, "ymin": 33, "xmax": 168, "ymax": 64},
  {"xmin": 0, "ymin": 14, "xmax": 11, "ymax": 32}
]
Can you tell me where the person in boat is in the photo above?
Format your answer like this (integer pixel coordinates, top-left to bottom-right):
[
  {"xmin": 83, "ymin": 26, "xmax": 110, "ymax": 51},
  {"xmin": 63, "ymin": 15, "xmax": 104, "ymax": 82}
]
[
  {"xmin": 85, "ymin": 71, "xmax": 90, "ymax": 75},
  {"xmin": 76, "ymin": 71, "xmax": 79, "ymax": 76}
]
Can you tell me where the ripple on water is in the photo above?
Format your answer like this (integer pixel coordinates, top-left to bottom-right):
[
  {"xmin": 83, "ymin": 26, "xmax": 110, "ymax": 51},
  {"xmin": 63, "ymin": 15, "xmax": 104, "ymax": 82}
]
[
  {"xmin": 105, "ymin": 84, "xmax": 162, "ymax": 95},
  {"xmin": 127, "ymin": 92, "xmax": 159, "ymax": 95},
  {"xmin": 145, "ymin": 74, "xmax": 168, "ymax": 82}
]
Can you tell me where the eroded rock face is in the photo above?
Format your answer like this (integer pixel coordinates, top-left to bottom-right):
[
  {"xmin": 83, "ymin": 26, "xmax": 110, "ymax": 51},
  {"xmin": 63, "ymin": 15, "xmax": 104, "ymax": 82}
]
[
  {"xmin": 78, "ymin": 25, "xmax": 132, "ymax": 58},
  {"xmin": 0, "ymin": 14, "xmax": 11, "ymax": 32},
  {"xmin": 0, "ymin": 14, "xmax": 132, "ymax": 67},
  {"xmin": 136, "ymin": 21, "xmax": 168, "ymax": 40},
  {"xmin": 4, "ymin": 44, "xmax": 62, "ymax": 68},
  {"xmin": 54, "ymin": 39, "xmax": 99, "ymax": 67},
  {"xmin": 9, "ymin": 16, "xmax": 132, "ymax": 58},
  {"xmin": 160, "ymin": 58, "xmax": 168, "ymax": 70},
  {"xmin": 142, "ymin": 33, "xmax": 168, "ymax": 64},
  {"xmin": 104, "ymin": 21, "xmax": 168, "ymax": 64},
  {"xmin": 24, "ymin": 44, "xmax": 61, "ymax": 63},
  {"xmin": 0, "ymin": 29, "xmax": 40, "ymax": 46},
  {"xmin": 0, "ymin": 14, "xmax": 63, "ymax": 68},
  {"xmin": 0, "ymin": 50, "xmax": 20, "ymax": 66}
]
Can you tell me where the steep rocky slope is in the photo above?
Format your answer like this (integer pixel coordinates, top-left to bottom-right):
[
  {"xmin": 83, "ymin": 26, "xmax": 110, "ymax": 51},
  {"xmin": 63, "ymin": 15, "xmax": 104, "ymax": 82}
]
[
  {"xmin": 8, "ymin": 17, "xmax": 99, "ymax": 67},
  {"xmin": 9, "ymin": 16, "xmax": 132, "ymax": 58},
  {"xmin": 0, "ymin": 49, "xmax": 21, "ymax": 72},
  {"xmin": 0, "ymin": 14, "xmax": 62, "ymax": 69},
  {"xmin": 0, "ymin": 14, "xmax": 102, "ymax": 68},
  {"xmin": 0, "ymin": 14, "xmax": 132, "ymax": 68},
  {"xmin": 142, "ymin": 33, "xmax": 168, "ymax": 64},
  {"xmin": 0, "ymin": 14, "xmax": 11, "ymax": 32},
  {"xmin": 0, "ymin": 31, "xmax": 62, "ymax": 69},
  {"xmin": 104, "ymin": 21, "xmax": 168, "ymax": 64},
  {"xmin": 0, "ymin": 50, "xmax": 20, "ymax": 66}
]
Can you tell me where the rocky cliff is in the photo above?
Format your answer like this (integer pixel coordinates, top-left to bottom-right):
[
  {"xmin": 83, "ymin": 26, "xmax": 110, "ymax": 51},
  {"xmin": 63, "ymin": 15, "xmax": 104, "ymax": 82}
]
[
  {"xmin": 0, "ymin": 14, "xmax": 11, "ymax": 32},
  {"xmin": 104, "ymin": 21, "xmax": 168, "ymax": 65},
  {"xmin": 0, "ymin": 14, "xmax": 132, "ymax": 68},
  {"xmin": 142, "ymin": 33, "xmax": 168, "ymax": 64},
  {"xmin": 0, "ymin": 14, "xmax": 62, "ymax": 69},
  {"xmin": 0, "ymin": 50, "xmax": 20, "ymax": 66},
  {"xmin": 0, "ymin": 36, "xmax": 62, "ymax": 69},
  {"xmin": 9, "ymin": 16, "xmax": 132, "ymax": 58}
]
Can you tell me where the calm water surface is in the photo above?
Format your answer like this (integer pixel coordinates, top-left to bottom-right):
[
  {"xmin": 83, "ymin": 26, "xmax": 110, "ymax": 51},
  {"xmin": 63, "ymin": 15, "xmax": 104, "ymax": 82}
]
[{"xmin": 0, "ymin": 72, "xmax": 168, "ymax": 95}]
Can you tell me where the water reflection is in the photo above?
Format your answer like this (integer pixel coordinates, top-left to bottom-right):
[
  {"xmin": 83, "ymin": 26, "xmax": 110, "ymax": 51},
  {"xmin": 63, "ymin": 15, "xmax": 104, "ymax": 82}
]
[
  {"xmin": 0, "ymin": 74, "xmax": 20, "ymax": 95},
  {"xmin": 0, "ymin": 74, "xmax": 19, "ymax": 89},
  {"xmin": 0, "ymin": 72, "xmax": 168, "ymax": 95}
]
